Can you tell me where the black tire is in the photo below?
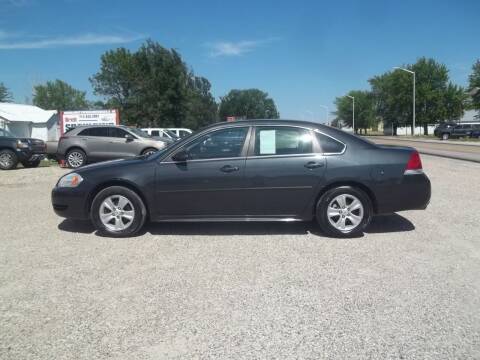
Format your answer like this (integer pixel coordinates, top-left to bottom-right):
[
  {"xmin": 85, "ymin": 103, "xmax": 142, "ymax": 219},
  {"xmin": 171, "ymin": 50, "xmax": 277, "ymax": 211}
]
[
  {"xmin": 0, "ymin": 149, "xmax": 19, "ymax": 170},
  {"xmin": 21, "ymin": 159, "xmax": 41, "ymax": 168},
  {"xmin": 442, "ymin": 133, "xmax": 449, "ymax": 140},
  {"xmin": 141, "ymin": 147, "xmax": 157, "ymax": 156},
  {"xmin": 91, "ymin": 186, "xmax": 147, "ymax": 237},
  {"xmin": 316, "ymin": 186, "xmax": 372, "ymax": 238},
  {"xmin": 66, "ymin": 148, "xmax": 87, "ymax": 168}
]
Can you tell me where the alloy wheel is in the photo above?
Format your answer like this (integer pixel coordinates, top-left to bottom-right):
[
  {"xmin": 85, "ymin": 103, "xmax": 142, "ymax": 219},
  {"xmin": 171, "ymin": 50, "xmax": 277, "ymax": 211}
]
[
  {"xmin": 0, "ymin": 152, "xmax": 13, "ymax": 168},
  {"xmin": 327, "ymin": 194, "xmax": 364, "ymax": 233},
  {"xmin": 99, "ymin": 195, "xmax": 135, "ymax": 231},
  {"xmin": 67, "ymin": 152, "xmax": 84, "ymax": 168}
]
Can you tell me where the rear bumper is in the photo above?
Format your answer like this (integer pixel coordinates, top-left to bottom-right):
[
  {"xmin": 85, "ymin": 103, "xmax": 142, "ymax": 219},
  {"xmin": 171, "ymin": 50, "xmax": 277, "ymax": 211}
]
[
  {"xmin": 51, "ymin": 186, "xmax": 90, "ymax": 220},
  {"xmin": 375, "ymin": 172, "xmax": 431, "ymax": 214}
]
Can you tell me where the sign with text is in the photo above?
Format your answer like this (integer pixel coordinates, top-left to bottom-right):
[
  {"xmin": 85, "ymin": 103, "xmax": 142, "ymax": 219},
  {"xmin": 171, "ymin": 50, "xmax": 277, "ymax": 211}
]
[{"xmin": 60, "ymin": 110, "xmax": 119, "ymax": 134}]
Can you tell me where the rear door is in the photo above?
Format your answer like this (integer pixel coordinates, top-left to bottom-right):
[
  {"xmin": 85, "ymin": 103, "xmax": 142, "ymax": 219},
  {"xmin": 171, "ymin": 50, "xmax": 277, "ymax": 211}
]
[
  {"xmin": 77, "ymin": 127, "xmax": 110, "ymax": 161},
  {"xmin": 243, "ymin": 126, "xmax": 326, "ymax": 217}
]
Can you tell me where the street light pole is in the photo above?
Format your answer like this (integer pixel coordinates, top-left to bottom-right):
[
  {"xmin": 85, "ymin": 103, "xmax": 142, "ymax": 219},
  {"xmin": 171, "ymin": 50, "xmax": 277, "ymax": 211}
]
[
  {"xmin": 319, "ymin": 105, "xmax": 329, "ymax": 125},
  {"xmin": 346, "ymin": 95, "xmax": 355, "ymax": 133},
  {"xmin": 394, "ymin": 67, "xmax": 416, "ymax": 136}
]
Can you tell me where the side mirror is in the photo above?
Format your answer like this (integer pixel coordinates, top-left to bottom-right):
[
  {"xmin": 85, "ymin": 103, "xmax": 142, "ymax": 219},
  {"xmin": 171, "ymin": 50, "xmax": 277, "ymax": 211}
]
[
  {"xmin": 172, "ymin": 149, "xmax": 189, "ymax": 162},
  {"xmin": 125, "ymin": 134, "xmax": 134, "ymax": 142}
]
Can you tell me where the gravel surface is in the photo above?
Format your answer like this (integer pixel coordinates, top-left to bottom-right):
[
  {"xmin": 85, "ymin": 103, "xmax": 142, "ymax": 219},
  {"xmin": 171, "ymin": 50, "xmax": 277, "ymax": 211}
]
[{"xmin": 1, "ymin": 156, "xmax": 479, "ymax": 359}]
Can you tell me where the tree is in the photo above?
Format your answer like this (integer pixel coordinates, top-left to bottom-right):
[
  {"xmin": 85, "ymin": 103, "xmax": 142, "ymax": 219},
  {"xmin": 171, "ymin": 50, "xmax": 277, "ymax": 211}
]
[
  {"xmin": 218, "ymin": 89, "xmax": 279, "ymax": 120},
  {"xmin": 90, "ymin": 39, "xmax": 217, "ymax": 128},
  {"xmin": 334, "ymin": 90, "xmax": 376, "ymax": 134},
  {"xmin": 184, "ymin": 76, "xmax": 218, "ymax": 129},
  {"xmin": 0, "ymin": 82, "xmax": 13, "ymax": 102},
  {"xmin": 468, "ymin": 60, "xmax": 480, "ymax": 115},
  {"xmin": 33, "ymin": 80, "xmax": 88, "ymax": 110},
  {"xmin": 370, "ymin": 57, "xmax": 466, "ymax": 135}
]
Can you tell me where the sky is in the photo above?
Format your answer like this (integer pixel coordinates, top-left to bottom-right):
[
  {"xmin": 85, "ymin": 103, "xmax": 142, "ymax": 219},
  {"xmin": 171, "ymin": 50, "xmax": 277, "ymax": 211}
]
[{"xmin": 0, "ymin": 0, "xmax": 479, "ymax": 122}]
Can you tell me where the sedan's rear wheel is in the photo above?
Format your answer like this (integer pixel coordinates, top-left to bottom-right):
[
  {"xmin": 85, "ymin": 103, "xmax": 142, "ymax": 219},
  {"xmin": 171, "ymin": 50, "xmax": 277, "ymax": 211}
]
[
  {"xmin": 0, "ymin": 149, "xmax": 18, "ymax": 170},
  {"xmin": 91, "ymin": 186, "xmax": 147, "ymax": 237},
  {"xmin": 316, "ymin": 186, "xmax": 372, "ymax": 237}
]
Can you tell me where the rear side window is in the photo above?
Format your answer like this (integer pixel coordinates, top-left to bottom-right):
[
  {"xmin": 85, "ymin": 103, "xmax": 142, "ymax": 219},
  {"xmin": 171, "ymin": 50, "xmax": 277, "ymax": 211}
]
[
  {"xmin": 315, "ymin": 132, "xmax": 345, "ymax": 154},
  {"xmin": 79, "ymin": 127, "xmax": 108, "ymax": 137},
  {"xmin": 254, "ymin": 127, "xmax": 313, "ymax": 156},
  {"xmin": 151, "ymin": 130, "xmax": 160, "ymax": 137}
]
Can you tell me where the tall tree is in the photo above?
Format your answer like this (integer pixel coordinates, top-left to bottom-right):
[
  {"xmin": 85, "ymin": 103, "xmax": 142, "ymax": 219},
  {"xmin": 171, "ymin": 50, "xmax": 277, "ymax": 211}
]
[
  {"xmin": 468, "ymin": 59, "xmax": 480, "ymax": 115},
  {"xmin": 33, "ymin": 80, "xmax": 88, "ymax": 110},
  {"xmin": 218, "ymin": 89, "xmax": 279, "ymax": 120},
  {"xmin": 334, "ymin": 90, "xmax": 376, "ymax": 134},
  {"xmin": 0, "ymin": 82, "xmax": 13, "ymax": 102},
  {"xmin": 90, "ymin": 39, "xmax": 217, "ymax": 128},
  {"xmin": 370, "ymin": 57, "xmax": 466, "ymax": 135}
]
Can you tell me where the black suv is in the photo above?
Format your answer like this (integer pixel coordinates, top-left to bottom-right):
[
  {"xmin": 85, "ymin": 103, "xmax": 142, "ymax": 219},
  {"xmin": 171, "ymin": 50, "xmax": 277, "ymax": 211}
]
[
  {"xmin": 0, "ymin": 128, "xmax": 46, "ymax": 170},
  {"xmin": 434, "ymin": 122, "xmax": 480, "ymax": 140}
]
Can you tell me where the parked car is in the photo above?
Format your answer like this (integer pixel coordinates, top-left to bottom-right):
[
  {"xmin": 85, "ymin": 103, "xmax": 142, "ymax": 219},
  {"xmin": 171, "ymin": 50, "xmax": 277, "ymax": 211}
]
[
  {"xmin": 434, "ymin": 122, "xmax": 480, "ymax": 140},
  {"xmin": 0, "ymin": 128, "xmax": 46, "ymax": 170},
  {"xmin": 52, "ymin": 119, "xmax": 431, "ymax": 238},
  {"xmin": 57, "ymin": 125, "xmax": 170, "ymax": 168},
  {"xmin": 167, "ymin": 128, "xmax": 192, "ymax": 138},
  {"xmin": 469, "ymin": 124, "xmax": 480, "ymax": 138},
  {"xmin": 141, "ymin": 128, "xmax": 179, "ymax": 141}
]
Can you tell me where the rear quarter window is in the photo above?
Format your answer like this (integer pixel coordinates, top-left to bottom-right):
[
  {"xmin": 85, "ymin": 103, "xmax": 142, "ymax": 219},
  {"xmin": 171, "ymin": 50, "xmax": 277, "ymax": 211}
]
[{"xmin": 315, "ymin": 132, "xmax": 345, "ymax": 154}]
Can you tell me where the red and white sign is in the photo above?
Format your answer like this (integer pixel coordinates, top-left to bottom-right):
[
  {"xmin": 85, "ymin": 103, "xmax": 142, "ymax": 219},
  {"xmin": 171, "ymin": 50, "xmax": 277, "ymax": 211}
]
[{"xmin": 60, "ymin": 110, "xmax": 119, "ymax": 134}]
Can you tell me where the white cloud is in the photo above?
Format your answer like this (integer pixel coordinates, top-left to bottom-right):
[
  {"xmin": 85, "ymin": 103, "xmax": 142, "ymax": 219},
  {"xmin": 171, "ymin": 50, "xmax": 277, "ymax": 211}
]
[
  {"xmin": 0, "ymin": 31, "xmax": 144, "ymax": 49},
  {"xmin": 207, "ymin": 38, "xmax": 277, "ymax": 57}
]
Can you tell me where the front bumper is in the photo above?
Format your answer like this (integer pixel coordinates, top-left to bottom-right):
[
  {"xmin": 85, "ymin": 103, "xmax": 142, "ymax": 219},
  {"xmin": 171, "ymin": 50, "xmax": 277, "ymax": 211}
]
[
  {"xmin": 16, "ymin": 149, "xmax": 46, "ymax": 162},
  {"xmin": 51, "ymin": 186, "xmax": 90, "ymax": 219},
  {"xmin": 375, "ymin": 172, "xmax": 431, "ymax": 214}
]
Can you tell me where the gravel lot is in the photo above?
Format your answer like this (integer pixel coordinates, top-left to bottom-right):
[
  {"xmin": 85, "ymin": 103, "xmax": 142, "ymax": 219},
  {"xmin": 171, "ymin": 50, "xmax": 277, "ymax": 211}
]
[{"xmin": 1, "ymin": 155, "xmax": 479, "ymax": 359}]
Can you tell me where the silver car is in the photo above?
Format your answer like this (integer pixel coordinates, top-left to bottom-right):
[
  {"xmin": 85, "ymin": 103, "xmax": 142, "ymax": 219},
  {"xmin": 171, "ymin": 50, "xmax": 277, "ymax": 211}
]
[{"xmin": 57, "ymin": 125, "xmax": 170, "ymax": 168}]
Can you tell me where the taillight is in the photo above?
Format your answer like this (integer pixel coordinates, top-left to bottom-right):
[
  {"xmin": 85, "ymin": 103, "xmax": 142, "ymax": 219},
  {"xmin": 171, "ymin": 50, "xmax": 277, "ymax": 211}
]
[{"xmin": 404, "ymin": 151, "xmax": 423, "ymax": 174}]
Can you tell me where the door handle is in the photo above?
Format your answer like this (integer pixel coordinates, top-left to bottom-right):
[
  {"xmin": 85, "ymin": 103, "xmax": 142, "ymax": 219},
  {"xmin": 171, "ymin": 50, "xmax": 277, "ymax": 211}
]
[
  {"xmin": 304, "ymin": 161, "xmax": 324, "ymax": 169},
  {"xmin": 220, "ymin": 165, "xmax": 240, "ymax": 173}
]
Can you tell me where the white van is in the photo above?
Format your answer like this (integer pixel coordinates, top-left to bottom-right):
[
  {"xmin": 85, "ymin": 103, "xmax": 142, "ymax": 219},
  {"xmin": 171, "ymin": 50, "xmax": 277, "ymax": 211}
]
[
  {"xmin": 167, "ymin": 128, "xmax": 192, "ymax": 138},
  {"xmin": 142, "ymin": 128, "xmax": 179, "ymax": 141}
]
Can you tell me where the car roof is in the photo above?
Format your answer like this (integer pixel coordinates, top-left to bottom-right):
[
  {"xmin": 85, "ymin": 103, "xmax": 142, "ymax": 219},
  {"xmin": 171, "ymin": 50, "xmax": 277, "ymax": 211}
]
[{"xmin": 202, "ymin": 119, "xmax": 376, "ymax": 148}]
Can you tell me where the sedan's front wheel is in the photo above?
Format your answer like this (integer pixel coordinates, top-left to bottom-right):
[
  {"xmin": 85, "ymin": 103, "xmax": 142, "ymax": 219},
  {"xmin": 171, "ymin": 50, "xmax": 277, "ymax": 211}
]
[
  {"xmin": 91, "ymin": 186, "xmax": 147, "ymax": 237},
  {"xmin": 316, "ymin": 186, "xmax": 372, "ymax": 237}
]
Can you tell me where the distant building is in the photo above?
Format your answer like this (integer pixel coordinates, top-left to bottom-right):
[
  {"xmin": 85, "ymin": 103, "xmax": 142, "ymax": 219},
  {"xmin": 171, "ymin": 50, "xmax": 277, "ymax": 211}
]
[{"xmin": 0, "ymin": 103, "xmax": 58, "ymax": 141}]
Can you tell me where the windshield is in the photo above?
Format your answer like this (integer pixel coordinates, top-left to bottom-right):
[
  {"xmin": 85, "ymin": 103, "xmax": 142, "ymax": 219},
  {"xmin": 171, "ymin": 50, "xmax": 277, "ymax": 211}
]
[
  {"xmin": 128, "ymin": 128, "xmax": 151, "ymax": 138},
  {"xmin": 0, "ymin": 128, "xmax": 15, "ymax": 137}
]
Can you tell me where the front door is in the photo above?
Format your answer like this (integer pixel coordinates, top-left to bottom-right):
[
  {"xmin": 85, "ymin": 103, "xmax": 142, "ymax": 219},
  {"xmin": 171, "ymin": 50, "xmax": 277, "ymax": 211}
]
[
  {"xmin": 107, "ymin": 127, "xmax": 138, "ymax": 158},
  {"xmin": 243, "ymin": 126, "xmax": 326, "ymax": 217},
  {"xmin": 153, "ymin": 126, "xmax": 251, "ymax": 219}
]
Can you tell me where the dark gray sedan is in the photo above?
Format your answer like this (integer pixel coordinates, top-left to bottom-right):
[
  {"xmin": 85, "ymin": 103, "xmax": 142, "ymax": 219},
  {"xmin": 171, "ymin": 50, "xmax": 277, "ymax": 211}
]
[{"xmin": 52, "ymin": 120, "xmax": 431, "ymax": 238}]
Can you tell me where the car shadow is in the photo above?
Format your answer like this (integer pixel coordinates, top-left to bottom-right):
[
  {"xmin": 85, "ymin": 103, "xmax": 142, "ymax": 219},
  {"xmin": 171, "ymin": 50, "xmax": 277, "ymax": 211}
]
[{"xmin": 57, "ymin": 213, "xmax": 414, "ymax": 238}]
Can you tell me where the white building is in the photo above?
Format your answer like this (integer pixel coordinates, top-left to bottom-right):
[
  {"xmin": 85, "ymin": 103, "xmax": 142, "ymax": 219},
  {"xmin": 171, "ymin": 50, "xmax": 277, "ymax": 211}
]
[{"xmin": 0, "ymin": 103, "xmax": 58, "ymax": 141}]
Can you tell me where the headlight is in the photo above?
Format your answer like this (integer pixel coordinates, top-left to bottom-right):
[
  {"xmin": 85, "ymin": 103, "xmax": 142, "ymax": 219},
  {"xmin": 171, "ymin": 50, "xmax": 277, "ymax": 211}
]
[
  {"xmin": 57, "ymin": 173, "xmax": 83, "ymax": 188},
  {"xmin": 16, "ymin": 140, "xmax": 29, "ymax": 149}
]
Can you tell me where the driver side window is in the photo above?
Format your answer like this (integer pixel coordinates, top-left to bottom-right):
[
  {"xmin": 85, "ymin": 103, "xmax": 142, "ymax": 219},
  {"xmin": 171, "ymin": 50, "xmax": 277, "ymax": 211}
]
[{"xmin": 186, "ymin": 127, "xmax": 249, "ymax": 160}]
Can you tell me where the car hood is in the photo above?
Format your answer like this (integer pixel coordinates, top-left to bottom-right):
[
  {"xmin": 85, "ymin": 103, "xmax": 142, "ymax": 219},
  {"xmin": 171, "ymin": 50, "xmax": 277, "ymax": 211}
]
[{"xmin": 74, "ymin": 157, "xmax": 146, "ymax": 173}]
